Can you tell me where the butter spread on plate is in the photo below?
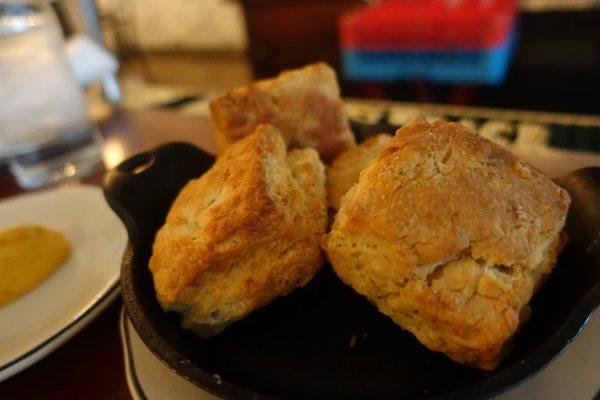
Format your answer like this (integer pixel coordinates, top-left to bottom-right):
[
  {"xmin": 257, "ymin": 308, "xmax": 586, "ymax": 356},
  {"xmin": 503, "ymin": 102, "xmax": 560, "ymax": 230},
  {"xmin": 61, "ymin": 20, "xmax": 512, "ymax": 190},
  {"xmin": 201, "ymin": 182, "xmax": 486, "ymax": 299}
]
[{"xmin": 0, "ymin": 225, "xmax": 70, "ymax": 308}]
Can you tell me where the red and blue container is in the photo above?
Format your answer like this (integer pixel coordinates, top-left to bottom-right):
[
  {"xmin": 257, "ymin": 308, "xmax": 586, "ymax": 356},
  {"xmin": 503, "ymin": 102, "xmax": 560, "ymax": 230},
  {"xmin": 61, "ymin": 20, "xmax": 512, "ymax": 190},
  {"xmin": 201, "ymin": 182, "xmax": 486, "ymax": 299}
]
[{"xmin": 340, "ymin": 0, "xmax": 518, "ymax": 85}]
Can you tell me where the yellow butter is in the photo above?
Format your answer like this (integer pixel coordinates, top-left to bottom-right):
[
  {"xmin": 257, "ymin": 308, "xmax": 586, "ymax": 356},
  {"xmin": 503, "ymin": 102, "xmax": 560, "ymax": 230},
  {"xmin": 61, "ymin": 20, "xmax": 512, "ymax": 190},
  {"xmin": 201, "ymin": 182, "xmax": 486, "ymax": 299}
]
[{"xmin": 0, "ymin": 225, "xmax": 70, "ymax": 308}]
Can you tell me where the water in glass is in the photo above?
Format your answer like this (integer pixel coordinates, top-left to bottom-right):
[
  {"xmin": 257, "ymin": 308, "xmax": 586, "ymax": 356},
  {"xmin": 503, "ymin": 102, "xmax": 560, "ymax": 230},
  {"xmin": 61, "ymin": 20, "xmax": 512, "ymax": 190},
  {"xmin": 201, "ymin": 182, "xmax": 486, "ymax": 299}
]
[{"xmin": 0, "ymin": 2, "xmax": 102, "ymax": 188}]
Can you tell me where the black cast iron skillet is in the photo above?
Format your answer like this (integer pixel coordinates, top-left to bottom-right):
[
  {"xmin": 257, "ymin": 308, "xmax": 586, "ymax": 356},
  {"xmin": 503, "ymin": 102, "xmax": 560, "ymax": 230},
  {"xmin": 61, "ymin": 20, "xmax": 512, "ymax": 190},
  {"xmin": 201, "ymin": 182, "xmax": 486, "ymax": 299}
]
[{"xmin": 104, "ymin": 141, "xmax": 600, "ymax": 400}]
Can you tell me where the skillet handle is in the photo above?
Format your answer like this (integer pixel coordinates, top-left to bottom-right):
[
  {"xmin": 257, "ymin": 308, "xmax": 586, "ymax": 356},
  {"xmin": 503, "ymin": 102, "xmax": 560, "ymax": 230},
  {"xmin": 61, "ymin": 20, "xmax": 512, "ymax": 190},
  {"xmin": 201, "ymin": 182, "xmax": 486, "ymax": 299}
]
[
  {"xmin": 556, "ymin": 167, "xmax": 600, "ymax": 310},
  {"xmin": 103, "ymin": 142, "xmax": 215, "ymax": 245}
]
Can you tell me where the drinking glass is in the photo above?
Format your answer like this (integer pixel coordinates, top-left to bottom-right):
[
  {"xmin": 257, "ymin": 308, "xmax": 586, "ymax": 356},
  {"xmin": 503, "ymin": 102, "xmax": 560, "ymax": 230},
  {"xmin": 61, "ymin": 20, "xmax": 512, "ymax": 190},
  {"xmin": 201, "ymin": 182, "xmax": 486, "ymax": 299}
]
[{"xmin": 0, "ymin": 0, "xmax": 103, "ymax": 188}]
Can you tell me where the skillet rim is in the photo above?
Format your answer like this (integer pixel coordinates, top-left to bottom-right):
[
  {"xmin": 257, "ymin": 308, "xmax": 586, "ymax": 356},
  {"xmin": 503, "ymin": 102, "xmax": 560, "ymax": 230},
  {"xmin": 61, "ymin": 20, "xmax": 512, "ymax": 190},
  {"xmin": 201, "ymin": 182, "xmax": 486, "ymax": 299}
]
[{"xmin": 109, "ymin": 143, "xmax": 600, "ymax": 400}]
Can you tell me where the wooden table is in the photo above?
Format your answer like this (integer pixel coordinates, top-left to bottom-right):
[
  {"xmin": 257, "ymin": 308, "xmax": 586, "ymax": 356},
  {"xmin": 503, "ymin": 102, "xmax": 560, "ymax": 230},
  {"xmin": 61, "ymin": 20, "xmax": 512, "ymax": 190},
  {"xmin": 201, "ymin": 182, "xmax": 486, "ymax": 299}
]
[{"xmin": 0, "ymin": 109, "xmax": 216, "ymax": 400}]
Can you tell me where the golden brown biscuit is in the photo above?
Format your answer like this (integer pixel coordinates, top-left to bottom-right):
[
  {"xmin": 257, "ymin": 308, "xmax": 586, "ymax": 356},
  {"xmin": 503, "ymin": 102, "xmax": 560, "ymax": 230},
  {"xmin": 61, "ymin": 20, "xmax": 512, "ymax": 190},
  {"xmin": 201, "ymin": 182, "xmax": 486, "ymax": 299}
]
[
  {"xmin": 327, "ymin": 133, "xmax": 391, "ymax": 210},
  {"xmin": 150, "ymin": 124, "xmax": 327, "ymax": 337},
  {"xmin": 209, "ymin": 62, "xmax": 356, "ymax": 162},
  {"xmin": 324, "ymin": 118, "xmax": 570, "ymax": 370}
]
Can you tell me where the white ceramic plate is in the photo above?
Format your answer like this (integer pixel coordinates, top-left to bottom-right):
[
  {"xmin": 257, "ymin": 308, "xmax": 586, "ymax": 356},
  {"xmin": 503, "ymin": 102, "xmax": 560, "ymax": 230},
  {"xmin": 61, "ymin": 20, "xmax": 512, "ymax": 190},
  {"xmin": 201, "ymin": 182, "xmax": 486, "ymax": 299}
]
[{"xmin": 0, "ymin": 184, "xmax": 127, "ymax": 381}]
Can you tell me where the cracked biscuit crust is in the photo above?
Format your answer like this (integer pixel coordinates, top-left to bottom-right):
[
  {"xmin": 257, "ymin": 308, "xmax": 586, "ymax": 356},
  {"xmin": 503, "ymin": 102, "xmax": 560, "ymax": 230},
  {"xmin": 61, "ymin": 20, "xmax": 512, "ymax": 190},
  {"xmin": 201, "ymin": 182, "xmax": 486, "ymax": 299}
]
[
  {"xmin": 209, "ymin": 62, "xmax": 356, "ymax": 162},
  {"xmin": 327, "ymin": 133, "xmax": 391, "ymax": 211},
  {"xmin": 324, "ymin": 117, "xmax": 570, "ymax": 370},
  {"xmin": 150, "ymin": 125, "xmax": 327, "ymax": 337}
]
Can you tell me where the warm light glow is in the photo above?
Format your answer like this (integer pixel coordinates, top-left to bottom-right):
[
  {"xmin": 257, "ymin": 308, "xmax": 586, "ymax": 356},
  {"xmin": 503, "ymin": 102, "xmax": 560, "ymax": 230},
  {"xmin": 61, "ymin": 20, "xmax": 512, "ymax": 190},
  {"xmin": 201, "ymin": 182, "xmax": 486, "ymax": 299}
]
[
  {"xmin": 63, "ymin": 163, "xmax": 76, "ymax": 177},
  {"xmin": 102, "ymin": 138, "xmax": 127, "ymax": 169}
]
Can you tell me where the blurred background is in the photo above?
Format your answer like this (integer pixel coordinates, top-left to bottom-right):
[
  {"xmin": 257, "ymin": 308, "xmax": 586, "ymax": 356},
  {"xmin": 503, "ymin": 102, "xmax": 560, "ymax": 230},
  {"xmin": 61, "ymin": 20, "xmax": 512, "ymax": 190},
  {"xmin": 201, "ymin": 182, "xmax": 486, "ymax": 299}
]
[
  {"xmin": 2, "ymin": 0, "xmax": 598, "ymax": 128},
  {"xmin": 82, "ymin": 0, "xmax": 600, "ymax": 115},
  {"xmin": 2, "ymin": 0, "xmax": 600, "ymax": 188}
]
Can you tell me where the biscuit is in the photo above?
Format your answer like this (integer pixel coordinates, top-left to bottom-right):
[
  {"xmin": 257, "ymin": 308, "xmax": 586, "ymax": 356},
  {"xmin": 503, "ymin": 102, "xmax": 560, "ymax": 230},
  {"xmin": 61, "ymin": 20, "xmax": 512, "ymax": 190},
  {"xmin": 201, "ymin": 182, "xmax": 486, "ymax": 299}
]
[
  {"xmin": 324, "ymin": 118, "xmax": 570, "ymax": 370},
  {"xmin": 327, "ymin": 133, "xmax": 391, "ymax": 210},
  {"xmin": 209, "ymin": 62, "xmax": 355, "ymax": 162},
  {"xmin": 150, "ymin": 124, "xmax": 327, "ymax": 337}
]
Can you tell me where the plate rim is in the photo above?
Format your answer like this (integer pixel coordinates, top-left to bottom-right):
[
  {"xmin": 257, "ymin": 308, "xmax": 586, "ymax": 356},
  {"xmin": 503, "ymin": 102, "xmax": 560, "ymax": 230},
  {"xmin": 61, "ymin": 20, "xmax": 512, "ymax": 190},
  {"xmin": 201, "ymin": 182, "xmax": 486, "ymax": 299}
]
[
  {"xmin": 120, "ymin": 307, "xmax": 157, "ymax": 400},
  {"xmin": 0, "ymin": 282, "xmax": 120, "ymax": 379},
  {"xmin": 0, "ymin": 184, "xmax": 125, "ymax": 381}
]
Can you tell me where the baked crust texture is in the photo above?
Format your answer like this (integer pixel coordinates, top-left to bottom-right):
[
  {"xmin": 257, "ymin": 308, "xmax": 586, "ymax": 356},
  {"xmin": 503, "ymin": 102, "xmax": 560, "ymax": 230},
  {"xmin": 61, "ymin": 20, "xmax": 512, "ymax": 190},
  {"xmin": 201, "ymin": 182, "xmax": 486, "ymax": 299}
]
[
  {"xmin": 210, "ymin": 62, "xmax": 356, "ymax": 162},
  {"xmin": 150, "ymin": 124, "xmax": 327, "ymax": 336},
  {"xmin": 327, "ymin": 133, "xmax": 391, "ymax": 210},
  {"xmin": 324, "ymin": 117, "xmax": 570, "ymax": 369}
]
